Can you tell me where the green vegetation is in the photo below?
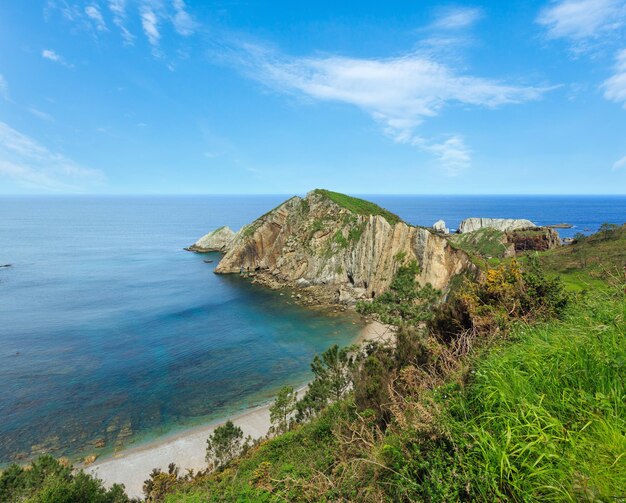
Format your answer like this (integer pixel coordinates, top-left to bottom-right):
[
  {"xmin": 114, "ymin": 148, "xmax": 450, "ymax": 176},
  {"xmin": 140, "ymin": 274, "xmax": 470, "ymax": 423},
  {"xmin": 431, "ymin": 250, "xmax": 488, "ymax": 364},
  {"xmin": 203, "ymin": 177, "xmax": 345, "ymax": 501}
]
[
  {"xmin": 313, "ymin": 189, "xmax": 402, "ymax": 225},
  {"xmin": 295, "ymin": 345, "xmax": 355, "ymax": 423},
  {"xmin": 357, "ymin": 261, "xmax": 440, "ymax": 326},
  {"xmin": 332, "ymin": 230, "xmax": 348, "ymax": 248},
  {"xmin": 0, "ymin": 455, "xmax": 130, "ymax": 503},
  {"xmin": 269, "ymin": 386, "xmax": 297, "ymax": 434},
  {"xmin": 205, "ymin": 420, "xmax": 250, "ymax": 470},
  {"xmin": 538, "ymin": 223, "xmax": 626, "ymax": 292},
  {"xmin": 449, "ymin": 227, "xmax": 509, "ymax": 259},
  {"xmin": 450, "ymin": 291, "xmax": 626, "ymax": 501}
]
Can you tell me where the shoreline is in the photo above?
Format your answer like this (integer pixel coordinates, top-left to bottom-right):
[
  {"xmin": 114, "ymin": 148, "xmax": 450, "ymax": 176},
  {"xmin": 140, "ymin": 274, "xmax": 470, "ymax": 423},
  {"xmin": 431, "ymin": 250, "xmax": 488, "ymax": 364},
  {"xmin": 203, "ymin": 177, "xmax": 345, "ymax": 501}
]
[
  {"xmin": 85, "ymin": 399, "xmax": 274, "ymax": 498},
  {"xmin": 85, "ymin": 319, "xmax": 392, "ymax": 499}
]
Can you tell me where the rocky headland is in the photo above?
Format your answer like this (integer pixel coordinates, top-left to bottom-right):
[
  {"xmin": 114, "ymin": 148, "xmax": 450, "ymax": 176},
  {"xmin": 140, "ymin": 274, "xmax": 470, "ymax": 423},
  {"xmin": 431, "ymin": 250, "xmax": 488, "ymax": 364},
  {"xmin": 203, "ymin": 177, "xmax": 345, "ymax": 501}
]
[{"xmin": 189, "ymin": 190, "xmax": 561, "ymax": 306}]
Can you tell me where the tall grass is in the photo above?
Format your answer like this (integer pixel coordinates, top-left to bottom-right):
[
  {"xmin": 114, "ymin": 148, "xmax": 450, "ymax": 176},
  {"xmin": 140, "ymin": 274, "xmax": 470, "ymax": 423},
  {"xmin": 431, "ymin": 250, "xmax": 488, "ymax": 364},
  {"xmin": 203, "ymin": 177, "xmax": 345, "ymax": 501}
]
[{"xmin": 454, "ymin": 290, "xmax": 626, "ymax": 501}]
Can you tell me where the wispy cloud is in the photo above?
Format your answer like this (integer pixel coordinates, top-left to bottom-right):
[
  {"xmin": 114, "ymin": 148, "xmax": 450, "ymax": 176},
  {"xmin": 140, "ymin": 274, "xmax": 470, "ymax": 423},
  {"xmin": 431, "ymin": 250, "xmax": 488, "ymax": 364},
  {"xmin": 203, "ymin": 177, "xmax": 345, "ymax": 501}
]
[
  {"xmin": 42, "ymin": 49, "xmax": 73, "ymax": 68},
  {"xmin": 47, "ymin": 1, "xmax": 197, "ymax": 52},
  {"xmin": 85, "ymin": 4, "xmax": 107, "ymax": 31},
  {"xmin": 537, "ymin": 0, "xmax": 626, "ymax": 51},
  {"xmin": 0, "ymin": 122, "xmax": 104, "ymax": 191},
  {"xmin": 412, "ymin": 135, "xmax": 472, "ymax": 175},
  {"xmin": 228, "ymin": 43, "xmax": 548, "ymax": 174},
  {"xmin": 141, "ymin": 7, "xmax": 161, "ymax": 50},
  {"xmin": 603, "ymin": 48, "xmax": 626, "ymax": 106},
  {"xmin": 613, "ymin": 155, "xmax": 626, "ymax": 169},
  {"xmin": 0, "ymin": 74, "xmax": 8, "ymax": 101},
  {"xmin": 28, "ymin": 107, "xmax": 55, "ymax": 122},
  {"xmin": 172, "ymin": 0, "xmax": 196, "ymax": 36},
  {"xmin": 431, "ymin": 6, "xmax": 483, "ymax": 30},
  {"xmin": 108, "ymin": 0, "xmax": 134, "ymax": 44}
]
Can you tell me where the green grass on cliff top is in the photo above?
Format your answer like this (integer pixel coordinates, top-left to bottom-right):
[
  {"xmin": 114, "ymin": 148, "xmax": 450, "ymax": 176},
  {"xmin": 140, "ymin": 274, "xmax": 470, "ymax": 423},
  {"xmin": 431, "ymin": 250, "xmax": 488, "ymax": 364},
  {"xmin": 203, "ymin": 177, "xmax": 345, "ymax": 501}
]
[
  {"xmin": 537, "ymin": 223, "xmax": 626, "ymax": 292},
  {"xmin": 312, "ymin": 189, "xmax": 402, "ymax": 225},
  {"xmin": 449, "ymin": 227, "xmax": 509, "ymax": 259}
]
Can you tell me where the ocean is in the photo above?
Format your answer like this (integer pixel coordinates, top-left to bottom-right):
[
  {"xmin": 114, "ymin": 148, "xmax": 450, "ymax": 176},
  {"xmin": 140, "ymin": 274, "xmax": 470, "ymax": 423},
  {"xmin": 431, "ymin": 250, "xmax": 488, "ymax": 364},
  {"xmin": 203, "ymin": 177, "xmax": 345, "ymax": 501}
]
[{"xmin": 1, "ymin": 194, "xmax": 625, "ymax": 464}]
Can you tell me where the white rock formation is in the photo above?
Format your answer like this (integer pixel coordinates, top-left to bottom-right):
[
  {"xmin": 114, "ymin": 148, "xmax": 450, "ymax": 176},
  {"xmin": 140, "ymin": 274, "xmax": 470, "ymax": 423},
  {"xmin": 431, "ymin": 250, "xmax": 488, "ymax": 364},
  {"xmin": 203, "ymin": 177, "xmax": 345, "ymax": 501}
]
[
  {"xmin": 433, "ymin": 220, "xmax": 449, "ymax": 234},
  {"xmin": 458, "ymin": 217, "xmax": 536, "ymax": 234}
]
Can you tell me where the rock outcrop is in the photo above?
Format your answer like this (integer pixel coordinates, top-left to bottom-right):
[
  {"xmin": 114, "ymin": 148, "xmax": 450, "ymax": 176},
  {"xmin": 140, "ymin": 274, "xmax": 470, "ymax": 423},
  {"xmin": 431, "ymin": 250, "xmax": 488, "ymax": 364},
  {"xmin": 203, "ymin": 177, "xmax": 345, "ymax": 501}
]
[
  {"xmin": 187, "ymin": 226, "xmax": 236, "ymax": 252},
  {"xmin": 432, "ymin": 220, "xmax": 449, "ymax": 234},
  {"xmin": 505, "ymin": 227, "xmax": 561, "ymax": 252},
  {"xmin": 458, "ymin": 217, "xmax": 536, "ymax": 234},
  {"xmin": 212, "ymin": 190, "xmax": 474, "ymax": 303}
]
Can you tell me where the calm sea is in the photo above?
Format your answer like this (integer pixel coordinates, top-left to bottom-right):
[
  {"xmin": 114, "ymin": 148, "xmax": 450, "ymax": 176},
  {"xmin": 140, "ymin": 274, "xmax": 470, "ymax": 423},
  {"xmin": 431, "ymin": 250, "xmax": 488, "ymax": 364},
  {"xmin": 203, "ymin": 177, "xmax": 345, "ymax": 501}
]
[{"xmin": 0, "ymin": 195, "xmax": 624, "ymax": 464}]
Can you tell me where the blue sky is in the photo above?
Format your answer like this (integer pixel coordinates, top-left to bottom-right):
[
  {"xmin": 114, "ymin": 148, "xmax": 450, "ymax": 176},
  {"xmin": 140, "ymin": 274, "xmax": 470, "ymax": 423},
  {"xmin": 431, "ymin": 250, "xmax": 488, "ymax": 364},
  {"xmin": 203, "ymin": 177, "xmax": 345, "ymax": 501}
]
[{"xmin": 1, "ymin": 0, "xmax": 626, "ymax": 194}]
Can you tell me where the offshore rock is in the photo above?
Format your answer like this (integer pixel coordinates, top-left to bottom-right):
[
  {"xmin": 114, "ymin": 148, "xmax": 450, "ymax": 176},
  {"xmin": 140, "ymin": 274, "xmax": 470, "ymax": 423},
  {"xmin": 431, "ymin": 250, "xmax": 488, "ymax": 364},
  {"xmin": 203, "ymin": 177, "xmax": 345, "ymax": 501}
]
[
  {"xmin": 458, "ymin": 217, "xmax": 537, "ymax": 234},
  {"xmin": 187, "ymin": 226, "xmax": 236, "ymax": 252},
  {"xmin": 433, "ymin": 220, "xmax": 449, "ymax": 234}
]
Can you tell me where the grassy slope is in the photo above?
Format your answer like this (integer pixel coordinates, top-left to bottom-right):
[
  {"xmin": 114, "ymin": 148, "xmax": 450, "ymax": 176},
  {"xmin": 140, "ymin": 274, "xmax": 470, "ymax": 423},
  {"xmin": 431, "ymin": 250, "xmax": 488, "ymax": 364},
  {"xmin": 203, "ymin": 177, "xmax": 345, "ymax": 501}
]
[
  {"xmin": 164, "ymin": 405, "xmax": 350, "ymax": 502},
  {"xmin": 449, "ymin": 227, "xmax": 509, "ymax": 259},
  {"xmin": 451, "ymin": 291, "xmax": 626, "ymax": 501},
  {"xmin": 313, "ymin": 189, "xmax": 403, "ymax": 226},
  {"xmin": 538, "ymin": 224, "xmax": 626, "ymax": 292}
]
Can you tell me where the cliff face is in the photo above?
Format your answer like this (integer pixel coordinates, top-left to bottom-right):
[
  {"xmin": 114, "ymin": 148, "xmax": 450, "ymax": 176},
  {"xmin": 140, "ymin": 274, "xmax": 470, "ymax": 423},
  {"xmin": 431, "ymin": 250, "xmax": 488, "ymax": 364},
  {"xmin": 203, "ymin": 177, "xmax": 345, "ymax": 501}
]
[{"xmin": 214, "ymin": 190, "xmax": 474, "ymax": 302}]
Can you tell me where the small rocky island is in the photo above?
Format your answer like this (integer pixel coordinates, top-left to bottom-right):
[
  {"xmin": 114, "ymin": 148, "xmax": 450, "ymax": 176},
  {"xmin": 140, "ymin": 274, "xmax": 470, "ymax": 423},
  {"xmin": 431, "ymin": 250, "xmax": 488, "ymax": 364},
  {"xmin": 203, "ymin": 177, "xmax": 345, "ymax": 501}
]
[{"xmin": 188, "ymin": 190, "xmax": 560, "ymax": 305}]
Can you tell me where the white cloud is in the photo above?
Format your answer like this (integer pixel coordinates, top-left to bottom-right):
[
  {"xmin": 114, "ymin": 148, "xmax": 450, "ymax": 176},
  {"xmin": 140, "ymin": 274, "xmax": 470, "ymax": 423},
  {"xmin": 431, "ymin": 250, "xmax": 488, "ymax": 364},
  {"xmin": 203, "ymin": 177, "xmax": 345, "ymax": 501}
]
[
  {"xmin": 108, "ymin": 0, "xmax": 134, "ymax": 44},
  {"xmin": 42, "ymin": 49, "xmax": 73, "ymax": 68},
  {"xmin": 412, "ymin": 135, "xmax": 472, "ymax": 175},
  {"xmin": 613, "ymin": 154, "xmax": 626, "ymax": 169},
  {"xmin": 0, "ymin": 122, "xmax": 104, "ymax": 191},
  {"xmin": 603, "ymin": 48, "xmax": 626, "ymax": 106},
  {"xmin": 46, "ymin": 1, "xmax": 197, "ymax": 57},
  {"xmin": 231, "ymin": 44, "xmax": 548, "ymax": 173},
  {"xmin": 172, "ymin": 0, "xmax": 196, "ymax": 36},
  {"xmin": 141, "ymin": 8, "xmax": 161, "ymax": 47},
  {"xmin": 0, "ymin": 74, "xmax": 8, "ymax": 101},
  {"xmin": 42, "ymin": 48, "xmax": 61, "ymax": 62},
  {"xmin": 432, "ymin": 7, "xmax": 483, "ymax": 30},
  {"xmin": 85, "ymin": 4, "xmax": 107, "ymax": 31},
  {"xmin": 28, "ymin": 107, "xmax": 55, "ymax": 122},
  {"xmin": 537, "ymin": 0, "xmax": 626, "ymax": 48}
]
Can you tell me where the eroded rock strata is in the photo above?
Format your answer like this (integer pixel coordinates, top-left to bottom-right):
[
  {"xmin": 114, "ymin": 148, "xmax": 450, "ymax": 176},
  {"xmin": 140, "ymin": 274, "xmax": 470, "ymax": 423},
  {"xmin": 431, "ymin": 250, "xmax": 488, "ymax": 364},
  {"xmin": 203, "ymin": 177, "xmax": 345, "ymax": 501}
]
[{"xmin": 212, "ymin": 190, "xmax": 475, "ymax": 304}]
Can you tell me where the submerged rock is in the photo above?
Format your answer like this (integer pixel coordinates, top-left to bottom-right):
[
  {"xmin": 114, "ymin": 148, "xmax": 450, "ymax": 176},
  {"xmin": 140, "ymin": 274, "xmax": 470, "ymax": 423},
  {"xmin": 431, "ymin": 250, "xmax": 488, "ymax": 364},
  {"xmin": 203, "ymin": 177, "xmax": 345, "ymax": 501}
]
[
  {"xmin": 458, "ymin": 217, "xmax": 537, "ymax": 234},
  {"xmin": 84, "ymin": 454, "xmax": 98, "ymax": 465},
  {"xmin": 187, "ymin": 226, "xmax": 236, "ymax": 252}
]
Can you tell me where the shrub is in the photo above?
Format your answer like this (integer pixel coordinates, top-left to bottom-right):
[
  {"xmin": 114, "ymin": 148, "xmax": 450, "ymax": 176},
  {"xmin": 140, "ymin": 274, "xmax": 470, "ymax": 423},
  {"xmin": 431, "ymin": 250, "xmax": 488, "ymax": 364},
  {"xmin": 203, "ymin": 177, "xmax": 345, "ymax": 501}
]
[
  {"xmin": 357, "ymin": 261, "xmax": 440, "ymax": 326},
  {"xmin": 206, "ymin": 420, "xmax": 249, "ymax": 470},
  {"xmin": 269, "ymin": 386, "xmax": 297, "ymax": 434},
  {"xmin": 457, "ymin": 258, "xmax": 568, "ymax": 334},
  {"xmin": 0, "ymin": 455, "xmax": 130, "ymax": 503}
]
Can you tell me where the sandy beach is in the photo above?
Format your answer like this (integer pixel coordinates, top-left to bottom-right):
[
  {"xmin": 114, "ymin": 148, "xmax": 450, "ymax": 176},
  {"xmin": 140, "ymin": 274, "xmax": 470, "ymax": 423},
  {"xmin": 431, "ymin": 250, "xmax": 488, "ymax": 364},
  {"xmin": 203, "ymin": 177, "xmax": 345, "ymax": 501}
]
[
  {"xmin": 85, "ymin": 320, "xmax": 394, "ymax": 499},
  {"xmin": 85, "ymin": 401, "xmax": 273, "ymax": 498}
]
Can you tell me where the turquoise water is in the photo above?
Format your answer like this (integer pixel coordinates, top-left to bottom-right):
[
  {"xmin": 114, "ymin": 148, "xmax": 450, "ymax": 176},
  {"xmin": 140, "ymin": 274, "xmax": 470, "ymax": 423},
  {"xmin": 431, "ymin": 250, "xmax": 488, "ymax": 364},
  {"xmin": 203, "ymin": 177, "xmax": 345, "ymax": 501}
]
[
  {"xmin": 0, "ymin": 196, "xmax": 361, "ymax": 464},
  {"xmin": 1, "ymin": 195, "xmax": 624, "ymax": 464}
]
